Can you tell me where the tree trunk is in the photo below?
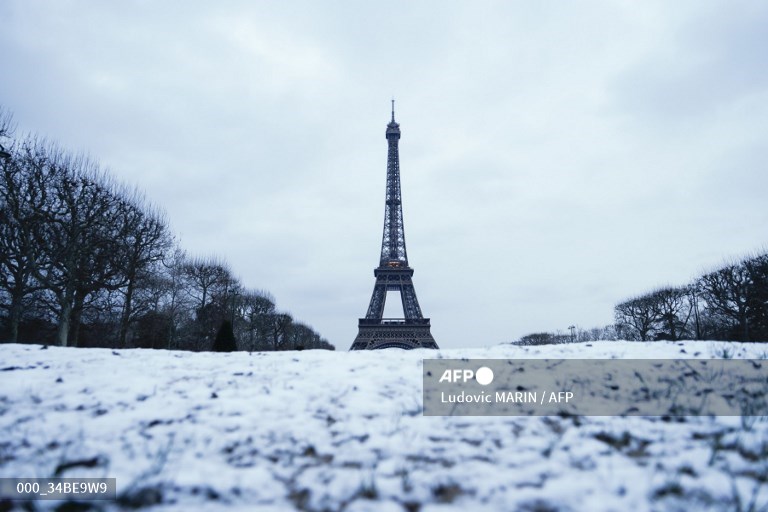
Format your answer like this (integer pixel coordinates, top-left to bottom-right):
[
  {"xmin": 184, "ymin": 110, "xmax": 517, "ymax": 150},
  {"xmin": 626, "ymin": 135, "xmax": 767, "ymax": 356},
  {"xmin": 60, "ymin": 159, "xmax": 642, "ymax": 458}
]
[
  {"xmin": 70, "ymin": 293, "xmax": 85, "ymax": 347},
  {"xmin": 57, "ymin": 299, "xmax": 72, "ymax": 347},
  {"xmin": 668, "ymin": 314, "xmax": 677, "ymax": 341},
  {"xmin": 119, "ymin": 278, "xmax": 135, "ymax": 348},
  {"xmin": 8, "ymin": 291, "xmax": 23, "ymax": 343},
  {"xmin": 692, "ymin": 290, "xmax": 701, "ymax": 340}
]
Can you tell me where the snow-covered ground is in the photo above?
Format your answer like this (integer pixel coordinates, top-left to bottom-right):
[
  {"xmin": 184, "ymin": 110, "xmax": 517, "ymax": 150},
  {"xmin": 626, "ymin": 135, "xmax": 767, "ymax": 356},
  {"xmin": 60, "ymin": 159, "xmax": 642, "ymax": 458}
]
[{"xmin": 1, "ymin": 340, "xmax": 767, "ymax": 511}]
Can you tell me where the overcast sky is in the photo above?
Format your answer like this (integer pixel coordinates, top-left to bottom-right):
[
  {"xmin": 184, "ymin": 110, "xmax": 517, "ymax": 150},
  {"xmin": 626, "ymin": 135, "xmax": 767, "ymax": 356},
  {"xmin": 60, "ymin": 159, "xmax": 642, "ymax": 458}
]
[{"xmin": 1, "ymin": 1, "xmax": 767, "ymax": 349}]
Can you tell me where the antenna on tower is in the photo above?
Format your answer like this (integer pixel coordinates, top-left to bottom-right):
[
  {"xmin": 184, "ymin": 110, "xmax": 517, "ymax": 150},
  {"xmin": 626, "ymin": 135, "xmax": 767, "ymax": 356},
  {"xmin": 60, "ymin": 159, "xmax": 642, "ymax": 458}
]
[{"xmin": 391, "ymin": 98, "xmax": 395, "ymax": 122}]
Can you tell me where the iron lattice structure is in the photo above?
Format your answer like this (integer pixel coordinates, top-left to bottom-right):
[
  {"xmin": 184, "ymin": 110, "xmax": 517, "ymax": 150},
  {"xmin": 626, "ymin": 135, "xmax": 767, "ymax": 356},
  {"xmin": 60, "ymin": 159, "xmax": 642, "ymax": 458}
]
[{"xmin": 350, "ymin": 103, "xmax": 439, "ymax": 350}]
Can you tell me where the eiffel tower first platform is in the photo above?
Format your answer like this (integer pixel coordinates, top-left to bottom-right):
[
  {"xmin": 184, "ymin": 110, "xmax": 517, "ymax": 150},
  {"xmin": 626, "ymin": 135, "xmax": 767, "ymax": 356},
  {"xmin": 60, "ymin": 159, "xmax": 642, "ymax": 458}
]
[{"xmin": 350, "ymin": 102, "xmax": 439, "ymax": 351}]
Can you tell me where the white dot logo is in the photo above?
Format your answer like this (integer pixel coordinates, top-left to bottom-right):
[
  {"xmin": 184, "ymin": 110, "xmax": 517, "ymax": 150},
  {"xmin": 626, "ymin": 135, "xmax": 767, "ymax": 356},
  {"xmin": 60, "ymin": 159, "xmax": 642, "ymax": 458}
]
[{"xmin": 475, "ymin": 367, "xmax": 494, "ymax": 385}]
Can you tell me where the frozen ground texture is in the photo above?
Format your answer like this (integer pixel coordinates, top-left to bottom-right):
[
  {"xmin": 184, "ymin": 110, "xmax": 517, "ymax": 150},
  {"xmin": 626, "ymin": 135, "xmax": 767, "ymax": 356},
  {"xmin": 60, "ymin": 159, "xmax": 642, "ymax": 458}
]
[{"xmin": 1, "ymin": 340, "xmax": 767, "ymax": 512}]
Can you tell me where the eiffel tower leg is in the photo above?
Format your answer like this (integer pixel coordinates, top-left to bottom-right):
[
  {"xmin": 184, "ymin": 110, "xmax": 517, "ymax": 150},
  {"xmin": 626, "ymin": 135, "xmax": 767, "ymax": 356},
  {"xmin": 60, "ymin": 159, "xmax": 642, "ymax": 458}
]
[
  {"xmin": 400, "ymin": 284, "xmax": 423, "ymax": 320},
  {"xmin": 365, "ymin": 284, "xmax": 386, "ymax": 319}
]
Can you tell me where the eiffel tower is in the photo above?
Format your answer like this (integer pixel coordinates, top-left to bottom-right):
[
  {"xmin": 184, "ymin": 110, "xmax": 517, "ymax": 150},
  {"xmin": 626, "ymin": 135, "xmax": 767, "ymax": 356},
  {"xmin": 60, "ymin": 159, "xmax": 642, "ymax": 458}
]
[{"xmin": 350, "ymin": 102, "xmax": 439, "ymax": 350}]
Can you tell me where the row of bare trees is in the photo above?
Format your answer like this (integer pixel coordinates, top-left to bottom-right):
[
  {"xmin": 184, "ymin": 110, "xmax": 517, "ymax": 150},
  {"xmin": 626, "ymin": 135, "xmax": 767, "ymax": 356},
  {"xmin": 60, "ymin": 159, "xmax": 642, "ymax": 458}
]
[
  {"xmin": 0, "ymin": 107, "xmax": 332, "ymax": 351},
  {"xmin": 515, "ymin": 325, "xmax": 620, "ymax": 346},
  {"xmin": 514, "ymin": 253, "xmax": 767, "ymax": 345},
  {"xmin": 615, "ymin": 253, "xmax": 768, "ymax": 342}
]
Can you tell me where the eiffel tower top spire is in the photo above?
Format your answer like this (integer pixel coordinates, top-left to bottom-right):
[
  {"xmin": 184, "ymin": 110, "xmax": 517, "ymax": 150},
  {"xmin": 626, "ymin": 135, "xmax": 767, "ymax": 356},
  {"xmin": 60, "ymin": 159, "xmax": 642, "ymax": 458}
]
[
  {"xmin": 386, "ymin": 99, "xmax": 400, "ymax": 139},
  {"xmin": 381, "ymin": 101, "xmax": 406, "ymax": 266}
]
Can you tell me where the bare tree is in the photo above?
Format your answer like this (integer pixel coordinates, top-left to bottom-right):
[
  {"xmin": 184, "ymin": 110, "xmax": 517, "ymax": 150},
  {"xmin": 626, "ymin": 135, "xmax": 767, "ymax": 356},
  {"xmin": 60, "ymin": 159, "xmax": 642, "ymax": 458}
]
[
  {"xmin": 30, "ymin": 151, "xmax": 128, "ymax": 346},
  {"xmin": 236, "ymin": 289, "xmax": 276, "ymax": 350},
  {"xmin": 699, "ymin": 260, "xmax": 753, "ymax": 341},
  {"xmin": 268, "ymin": 312, "xmax": 293, "ymax": 350},
  {"xmin": 114, "ymin": 196, "xmax": 171, "ymax": 347},
  {"xmin": 648, "ymin": 286, "xmax": 692, "ymax": 340},
  {"xmin": 182, "ymin": 256, "xmax": 236, "ymax": 349},
  {"xmin": 0, "ymin": 138, "xmax": 51, "ymax": 342},
  {"xmin": 183, "ymin": 257, "xmax": 230, "ymax": 312},
  {"xmin": 614, "ymin": 295, "xmax": 658, "ymax": 341},
  {"xmin": 158, "ymin": 247, "xmax": 190, "ymax": 349}
]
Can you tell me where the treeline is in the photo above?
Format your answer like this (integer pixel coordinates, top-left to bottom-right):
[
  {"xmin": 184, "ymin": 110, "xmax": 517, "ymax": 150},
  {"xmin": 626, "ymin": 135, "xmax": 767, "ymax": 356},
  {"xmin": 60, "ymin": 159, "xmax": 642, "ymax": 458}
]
[
  {"xmin": 615, "ymin": 253, "xmax": 768, "ymax": 342},
  {"xmin": 514, "ymin": 252, "xmax": 768, "ymax": 345},
  {"xmin": 516, "ymin": 326, "xmax": 619, "ymax": 346},
  {"xmin": 0, "ymin": 107, "xmax": 333, "ymax": 351}
]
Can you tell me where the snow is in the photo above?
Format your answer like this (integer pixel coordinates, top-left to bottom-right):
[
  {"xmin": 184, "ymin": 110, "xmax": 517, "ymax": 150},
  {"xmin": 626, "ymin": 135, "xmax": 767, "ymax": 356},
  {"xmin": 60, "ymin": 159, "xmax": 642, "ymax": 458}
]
[{"xmin": 1, "ymin": 340, "xmax": 767, "ymax": 511}]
